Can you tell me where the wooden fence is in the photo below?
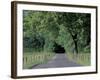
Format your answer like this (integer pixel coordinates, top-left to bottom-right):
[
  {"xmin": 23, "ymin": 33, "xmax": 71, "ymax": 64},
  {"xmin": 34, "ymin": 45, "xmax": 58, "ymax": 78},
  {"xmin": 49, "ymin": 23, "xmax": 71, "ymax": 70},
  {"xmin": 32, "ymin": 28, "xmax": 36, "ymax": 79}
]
[
  {"xmin": 67, "ymin": 53, "xmax": 91, "ymax": 66},
  {"xmin": 23, "ymin": 53, "xmax": 54, "ymax": 69}
]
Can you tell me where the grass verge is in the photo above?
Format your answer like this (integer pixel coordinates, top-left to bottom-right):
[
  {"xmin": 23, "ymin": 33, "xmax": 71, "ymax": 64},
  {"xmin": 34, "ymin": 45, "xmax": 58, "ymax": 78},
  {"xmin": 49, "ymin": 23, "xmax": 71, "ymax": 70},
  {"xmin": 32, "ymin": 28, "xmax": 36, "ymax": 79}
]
[
  {"xmin": 23, "ymin": 52, "xmax": 55, "ymax": 69},
  {"xmin": 67, "ymin": 53, "xmax": 91, "ymax": 66}
]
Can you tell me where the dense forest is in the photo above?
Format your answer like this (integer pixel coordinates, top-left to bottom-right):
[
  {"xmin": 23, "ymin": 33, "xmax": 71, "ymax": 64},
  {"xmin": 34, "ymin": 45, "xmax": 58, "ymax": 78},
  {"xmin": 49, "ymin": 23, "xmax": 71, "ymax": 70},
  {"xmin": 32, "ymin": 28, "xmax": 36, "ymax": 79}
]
[{"xmin": 23, "ymin": 10, "xmax": 91, "ymax": 54}]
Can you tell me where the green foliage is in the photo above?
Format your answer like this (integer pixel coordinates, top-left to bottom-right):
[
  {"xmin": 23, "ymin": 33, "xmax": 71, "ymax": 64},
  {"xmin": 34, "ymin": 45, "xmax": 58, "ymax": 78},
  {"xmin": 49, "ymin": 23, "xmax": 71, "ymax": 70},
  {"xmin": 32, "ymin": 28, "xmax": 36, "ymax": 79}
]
[{"xmin": 23, "ymin": 10, "xmax": 91, "ymax": 54}]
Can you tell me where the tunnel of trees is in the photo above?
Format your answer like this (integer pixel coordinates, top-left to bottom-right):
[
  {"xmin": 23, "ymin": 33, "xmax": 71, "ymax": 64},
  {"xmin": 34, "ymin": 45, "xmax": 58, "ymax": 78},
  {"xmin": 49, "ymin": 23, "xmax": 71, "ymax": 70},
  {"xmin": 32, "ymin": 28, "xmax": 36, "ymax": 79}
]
[
  {"xmin": 23, "ymin": 10, "xmax": 91, "ymax": 54},
  {"xmin": 53, "ymin": 43, "xmax": 65, "ymax": 53}
]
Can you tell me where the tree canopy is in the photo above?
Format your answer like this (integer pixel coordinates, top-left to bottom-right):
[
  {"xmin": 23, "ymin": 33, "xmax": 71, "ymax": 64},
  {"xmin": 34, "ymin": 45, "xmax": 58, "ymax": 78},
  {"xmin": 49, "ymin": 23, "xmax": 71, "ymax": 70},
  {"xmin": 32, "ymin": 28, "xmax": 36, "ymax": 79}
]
[{"xmin": 23, "ymin": 10, "xmax": 91, "ymax": 53}]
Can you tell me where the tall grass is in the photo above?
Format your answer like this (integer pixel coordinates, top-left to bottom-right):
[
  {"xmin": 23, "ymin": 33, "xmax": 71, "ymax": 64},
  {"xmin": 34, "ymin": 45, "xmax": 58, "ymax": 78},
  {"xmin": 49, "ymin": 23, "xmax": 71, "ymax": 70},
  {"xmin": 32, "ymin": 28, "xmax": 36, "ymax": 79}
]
[
  {"xmin": 23, "ymin": 51, "xmax": 55, "ymax": 69},
  {"xmin": 67, "ymin": 53, "xmax": 91, "ymax": 66}
]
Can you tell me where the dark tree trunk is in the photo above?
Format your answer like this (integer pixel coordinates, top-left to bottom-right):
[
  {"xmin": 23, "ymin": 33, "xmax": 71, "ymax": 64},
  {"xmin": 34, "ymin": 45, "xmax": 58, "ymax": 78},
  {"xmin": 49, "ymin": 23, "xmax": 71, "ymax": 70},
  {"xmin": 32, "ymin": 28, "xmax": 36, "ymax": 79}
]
[
  {"xmin": 74, "ymin": 40, "xmax": 78, "ymax": 54},
  {"xmin": 72, "ymin": 34, "xmax": 78, "ymax": 54},
  {"xmin": 67, "ymin": 28, "xmax": 78, "ymax": 54}
]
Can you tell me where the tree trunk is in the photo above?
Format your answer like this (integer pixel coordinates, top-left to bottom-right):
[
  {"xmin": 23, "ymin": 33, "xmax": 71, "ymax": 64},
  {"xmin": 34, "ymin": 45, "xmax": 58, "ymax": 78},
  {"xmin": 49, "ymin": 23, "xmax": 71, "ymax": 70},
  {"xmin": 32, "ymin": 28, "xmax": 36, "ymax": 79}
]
[
  {"xmin": 74, "ymin": 40, "xmax": 78, "ymax": 54},
  {"xmin": 67, "ymin": 28, "xmax": 78, "ymax": 54},
  {"xmin": 72, "ymin": 34, "xmax": 78, "ymax": 54}
]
